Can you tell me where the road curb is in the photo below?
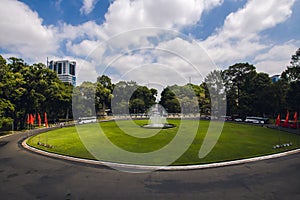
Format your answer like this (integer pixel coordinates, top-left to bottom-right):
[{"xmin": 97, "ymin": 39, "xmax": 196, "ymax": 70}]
[{"xmin": 22, "ymin": 137, "xmax": 300, "ymax": 171}]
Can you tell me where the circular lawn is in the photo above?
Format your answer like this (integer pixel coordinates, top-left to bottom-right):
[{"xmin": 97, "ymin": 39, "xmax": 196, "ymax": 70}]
[{"xmin": 27, "ymin": 120, "xmax": 300, "ymax": 166}]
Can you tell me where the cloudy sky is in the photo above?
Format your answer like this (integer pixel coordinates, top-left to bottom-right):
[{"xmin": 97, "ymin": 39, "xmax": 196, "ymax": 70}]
[{"xmin": 0, "ymin": 0, "xmax": 299, "ymax": 86}]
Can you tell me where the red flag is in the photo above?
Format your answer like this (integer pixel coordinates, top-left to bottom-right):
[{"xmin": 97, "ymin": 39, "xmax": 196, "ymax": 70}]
[
  {"xmin": 283, "ymin": 110, "xmax": 289, "ymax": 127},
  {"xmin": 30, "ymin": 114, "xmax": 34, "ymax": 125},
  {"xmin": 44, "ymin": 112, "xmax": 48, "ymax": 128},
  {"xmin": 294, "ymin": 112, "xmax": 298, "ymax": 123},
  {"xmin": 275, "ymin": 114, "xmax": 280, "ymax": 126},
  {"xmin": 38, "ymin": 113, "xmax": 41, "ymax": 127}
]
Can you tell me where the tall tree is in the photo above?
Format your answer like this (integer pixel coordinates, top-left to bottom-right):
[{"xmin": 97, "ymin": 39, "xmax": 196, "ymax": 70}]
[
  {"xmin": 159, "ymin": 85, "xmax": 198, "ymax": 114},
  {"xmin": 73, "ymin": 81, "xmax": 96, "ymax": 118},
  {"xmin": 130, "ymin": 86, "xmax": 157, "ymax": 113},
  {"xmin": 0, "ymin": 56, "xmax": 73, "ymax": 129},
  {"xmin": 0, "ymin": 55, "xmax": 14, "ymax": 129},
  {"xmin": 251, "ymin": 73, "xmax": 274, "ymax": 116},
  {"xmin": 282, "ymin": 48, "xmax": 300, "ymax": 112},
  {"xmin": 281, "ymin": 48, "xmax": 300, "ymax": 82},
  {"xmin": 204, "ymin": 70, "xmax": 226, "ymax": 117},
  {"xmin": 159, "ymin": 87, "xmax": 180, "ymax": 113},
  {"xmin": 222, "ymin": 63, "xmax": 257, "ymax": 117},
  {"xmin": 95, "ymin": 75, "xmax": 114, "ymax": 116},
  {"xmin": 110, "ymin": 81, "xmax": 157, "ymax": 114}
]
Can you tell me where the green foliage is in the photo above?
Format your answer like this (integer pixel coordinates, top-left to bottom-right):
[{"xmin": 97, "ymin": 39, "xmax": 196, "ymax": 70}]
[
  {"xmin": 159, "ymin": 87, "xmax": 180, "ymax": 113},
  {"xmin": 205, "ymin": 70, "xmax": 226, "ymax": 117},
  {"xmin": 73, "ymin": 81, "xmax": 96, "ymax": 117},
  {"xmin": 286, "ymin": 81, "xmax": 300, "ymax": 112},
  {"xmin": 2, "ymin": 48, "xmax": 300, "ymax": 129},
  {"xmin": 130, "ymin": 86, "xmax": 157, "ymax": 113},
  {"xmin": 109, "ymin": 81, "xmax": 157, "ymax": 114},
  {"xmin": 221, "ymin": 63, "xmax": 291, "ymax": 118},
  {"xmin": 0, "ymin": 55, "xmax": 14, "ymax": 128},
  {"xmin": 282, "ymin": 48, "xmax": 300, "ymax": 82},
  {"xmin": 281, "ymin": 48, "xmax": 300, "ymax": 113},
  {"xmin": 222, "ymin": 63, "xmax": 257, "ymax": 117},
  {"xmin": 0, "ymin": 55, "xmax": 72, "ymax": 130}
]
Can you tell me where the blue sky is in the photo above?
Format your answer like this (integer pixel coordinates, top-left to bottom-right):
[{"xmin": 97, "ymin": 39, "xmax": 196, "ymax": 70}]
[{"xmin": 0, "ymin": 0, "xmax": 299, "ymax": 85}]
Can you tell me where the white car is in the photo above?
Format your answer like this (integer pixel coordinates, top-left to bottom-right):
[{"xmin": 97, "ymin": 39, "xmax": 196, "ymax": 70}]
[
  {"xmin": 234, "ymin": 118, "xmax": 243, "ymax": 122},
  {"xmin": 245, "ymin": 117, "xmax": 265, "ymax": 124}
]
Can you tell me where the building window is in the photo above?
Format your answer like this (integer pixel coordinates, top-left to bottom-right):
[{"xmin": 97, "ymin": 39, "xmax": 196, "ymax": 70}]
[
  {"xmin": 63, "ymin": 62, "xmax": 67, "ymax": 74},
  {"xmin": 70, "ymin": 63, "xmax": 75, "ymax": 75},
  {"xmin": 54, "ymin": 63, "xmax": 57, "ymax": 72},
  {"xmin": 58, "ymin": 63, "xmax": 62, "ymax": 74}
]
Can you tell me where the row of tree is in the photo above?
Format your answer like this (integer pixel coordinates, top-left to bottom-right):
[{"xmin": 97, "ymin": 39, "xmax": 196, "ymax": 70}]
[
  {"xmin": 159, "ymin": 49, "xmax": 300, "ymax": 119},
  {"xmin": 0, "ymin": 55, "xmax": 72, "ymax": 130},
  {"xmin": 222, "ymin": 62, "xmax": 299, "ymax": 118},
  {"xmin": 73, "ymin": 79, "xmax": 157, "ymax": 117},
  {"xmin": 0, "ymin": 48, "xmax": 299, "ymax": 130}
]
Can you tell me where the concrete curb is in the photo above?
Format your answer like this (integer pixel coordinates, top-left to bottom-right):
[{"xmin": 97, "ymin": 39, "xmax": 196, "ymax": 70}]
[{"xmin": 22, "ymin": 138, "xmax": 300, "ymax": 171}]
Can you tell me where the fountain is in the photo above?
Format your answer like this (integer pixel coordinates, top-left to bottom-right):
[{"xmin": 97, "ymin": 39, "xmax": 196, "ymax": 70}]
[{"xmin": 142, "ymin": 104, "xmax": 175, "ymax": 129}]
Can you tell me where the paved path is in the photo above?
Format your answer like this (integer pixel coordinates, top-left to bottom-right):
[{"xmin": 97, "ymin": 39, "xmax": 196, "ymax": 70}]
[{"xmin": 1, "ymin": 133, "xmax": 300, "ymax": 199}]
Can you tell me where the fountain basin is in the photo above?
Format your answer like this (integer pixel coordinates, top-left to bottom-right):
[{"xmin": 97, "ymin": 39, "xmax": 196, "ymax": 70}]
[
  {"xmin": 142, "ymin": 104, "xmax": 175, "ymax": 129},
  {"xmin": 142, "ymin": 123, "xmax": 176, "ymax": 129}
]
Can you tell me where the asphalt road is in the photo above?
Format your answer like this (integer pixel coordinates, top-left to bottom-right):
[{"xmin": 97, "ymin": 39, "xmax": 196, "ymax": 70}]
[{"xmin": 0, "ymin": 132, "xmax": 300, "ymax": 200}]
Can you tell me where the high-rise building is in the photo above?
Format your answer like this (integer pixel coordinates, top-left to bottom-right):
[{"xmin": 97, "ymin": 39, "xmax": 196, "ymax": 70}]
[
  {"xmin": 48, "ymin": 60, "xmax": 76, "ymax": 86},
  {"xmin": 271, "ymin": 75, "xmax": 280, "ymax": 83}
]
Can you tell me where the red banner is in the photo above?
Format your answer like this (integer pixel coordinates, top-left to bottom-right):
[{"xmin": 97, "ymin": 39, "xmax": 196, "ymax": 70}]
[
  {"xmin": 44, "ymin": 112, "xmax": 49, "ymax": 128},
  {"xmin": 294, "ymin": 112, "xmax": 298, "ymax": 123},
  {"xmin": 283, "ymin": 111, "xmax": 289, "ymax": 127},
  {"xmin": 38, "ymin": 113, "xmax": 41, "ymax": 127},
  {"xmin": 275, "ymin": 114, "xmax": 280, "ymax": 126},
  {"xmin": 30, "ymin": 114, "xmax": 34, "ymax": 125},
  {"xmin": 291, "ymin": 112, "xmax": 298, "ymax": 129}
]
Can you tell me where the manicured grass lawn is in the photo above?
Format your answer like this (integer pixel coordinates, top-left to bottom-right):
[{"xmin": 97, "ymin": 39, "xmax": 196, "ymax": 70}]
[{"xmin": 27, "ymin": 120, "xmax": 300, "ymax": 166}]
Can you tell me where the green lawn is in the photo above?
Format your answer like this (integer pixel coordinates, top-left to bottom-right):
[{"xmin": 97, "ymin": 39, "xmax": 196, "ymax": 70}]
[{"xmin": 27, "ymin": 120, "xmax": 300, "ymax": 166}]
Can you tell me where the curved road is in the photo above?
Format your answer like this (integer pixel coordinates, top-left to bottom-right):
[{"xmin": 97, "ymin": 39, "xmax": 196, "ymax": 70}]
[{"xmin": 1, "ymin": 132, "xmax": 300, "ymax": 199}]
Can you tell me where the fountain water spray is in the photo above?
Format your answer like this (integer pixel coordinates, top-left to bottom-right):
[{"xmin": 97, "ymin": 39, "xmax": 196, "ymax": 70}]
[{"xmin": 143, "ymin": 104, "xmax": 175, "ymax": 129}]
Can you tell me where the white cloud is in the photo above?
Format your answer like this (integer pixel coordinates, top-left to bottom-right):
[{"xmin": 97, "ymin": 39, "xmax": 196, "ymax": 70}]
[
  {"xmin": 70, "ymin": 0, "xmax": 224, "ymax": 85},
  {"xmin": 0, "ymin": 0, "xmax": 298, "ymax": 87},
  {"xmin": 80, "ymin": 0, "xmax": 98, "ymax": 15},
  {"xmin": 66, "ymin": 40, "xmax": 99, "ymax": 57},
  {"xmin": 102, "ymin": 0, "xmax": 223, "ymax": 35},
  {"xmin": 76, "ymin": 59, "xmax": 98, "ymax": 83},
  {"xmin": 220, "ymin": 0, "xmax": 295, "ymax": 39},
  {"xmin": 202, "ymin": 0, "xmax": 296, "ymax": 66},
  {"xmin": 156, "ymin": 37, "xmax": 215, "ymax": 80},
  {"xmin": 0, "ymin": 0, "xmax": 58, "ymax": 62},
  {"xmin": 254, "ymin": 41, "xmax": 299, "ymax": 75},
  {"xmin": 58, "ymin": 21, "xmax": 107, "ymax": 41},
  {"xmin": 70, "ymin": 0, "xmax": 298, "ymax": 85},
  {"xmin": 97, "ymin": 36, "xmax": 216, "ymax": 88}
]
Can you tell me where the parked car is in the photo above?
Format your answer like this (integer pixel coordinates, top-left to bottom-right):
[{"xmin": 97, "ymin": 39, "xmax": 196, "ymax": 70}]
[
  {"xmin": 245, "ymin": 116, "xmax": 268, "ymax": 124},
  {"xmin": 234, "ymin": 118, "xmax": 243, "ymax": 122}
]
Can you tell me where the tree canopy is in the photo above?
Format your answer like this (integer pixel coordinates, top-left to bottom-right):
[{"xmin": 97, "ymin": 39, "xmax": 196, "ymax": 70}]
[{"xmin": 0, "ymin": 56, "xmax": 72, "ymax": 130}]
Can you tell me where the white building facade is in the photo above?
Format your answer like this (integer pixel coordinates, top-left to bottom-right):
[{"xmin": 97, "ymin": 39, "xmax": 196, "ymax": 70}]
[{"xmin": 48, "ymin": 60, "xmax": 76, "ymax": 86}]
